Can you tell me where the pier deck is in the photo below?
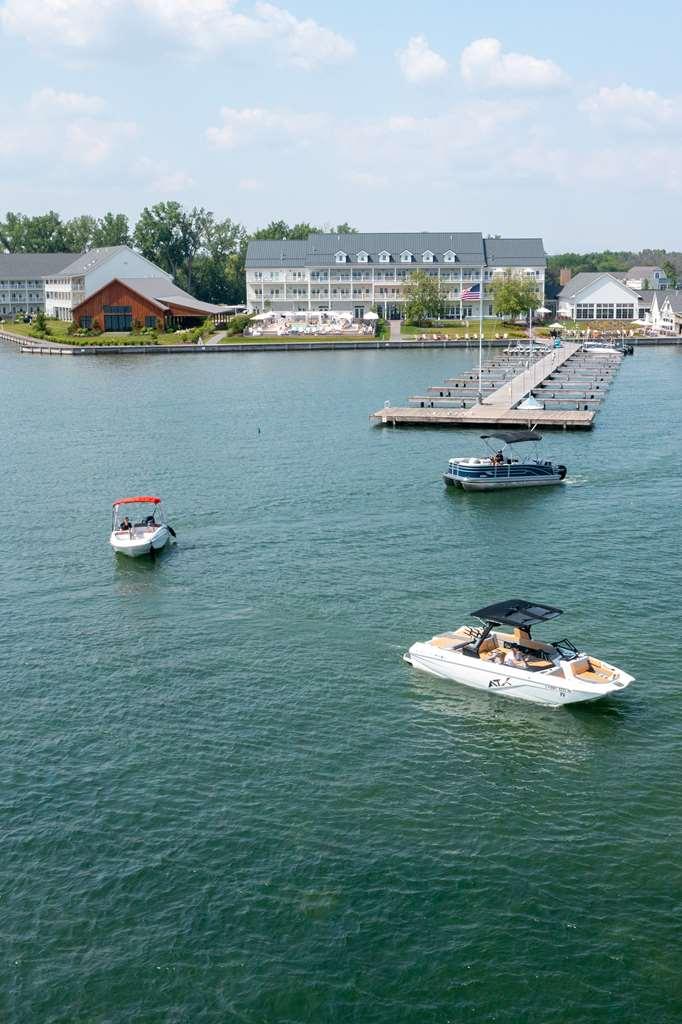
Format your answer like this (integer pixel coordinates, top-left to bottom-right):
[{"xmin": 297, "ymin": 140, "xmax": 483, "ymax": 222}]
[{"xmin": 371, "ymin": 341, "xmax": 624, "ymax": 429}]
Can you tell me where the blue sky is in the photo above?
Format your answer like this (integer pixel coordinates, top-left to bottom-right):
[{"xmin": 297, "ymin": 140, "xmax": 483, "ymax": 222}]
[{"xmin": 1, "ymin": 0, "xmax": 680, "ymax": 252}]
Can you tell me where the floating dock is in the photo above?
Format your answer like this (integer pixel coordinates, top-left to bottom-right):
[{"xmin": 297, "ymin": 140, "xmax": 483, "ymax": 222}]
[{"xmin": 371, "ymin": 342, "xmax": 624, "ymax": 430}]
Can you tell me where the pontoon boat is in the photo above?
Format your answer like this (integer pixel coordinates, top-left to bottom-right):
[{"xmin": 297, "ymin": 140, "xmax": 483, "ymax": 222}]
[
  {"xmin": 582, "ymin": 341, "xmax": 623, "ymax": 356},
  {"xmin": 404, "ymin": 599, "xmax": 634, "ymax": 707},
  {"xmin": 110, "ymin": 496, "xmax": 175, "ymax": 557},
  {"xmin": 444, "ymin": 430, "xmax": 566, "ymax": 490}
]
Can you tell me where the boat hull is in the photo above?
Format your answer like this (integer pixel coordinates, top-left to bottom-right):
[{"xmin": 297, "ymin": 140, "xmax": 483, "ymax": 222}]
[
  {"xmin": 444, "ymin": 471, "xmax": 564, "ymax": 490},
  {"xmin": 404, "ymin": 643, "xmax": 632, "ymax": 707},
  {"xmin": 110, "ymin": 525, "xmax": 170, "ymax": 557}
]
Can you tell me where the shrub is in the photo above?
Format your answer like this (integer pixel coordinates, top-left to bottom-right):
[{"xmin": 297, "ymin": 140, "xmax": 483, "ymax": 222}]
[
  {"xmin": 66, "ymin": 320, "xmax": 78, "ymax": 336},
  {"xmin": 91, "ymin": 319, "xmax": 103, "ymax": 336},
  {"xmin": 225, "ymin": 312, "xmax": 254, "ymax": 336},
  {"xmin": 133, "ymin": 318, "xmax": 143, "ymax": 334}
]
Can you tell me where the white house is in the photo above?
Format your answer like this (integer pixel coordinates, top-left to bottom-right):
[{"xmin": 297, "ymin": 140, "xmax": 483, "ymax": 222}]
[
  {"xmin": 647, "ymin": 290, "xmax": 682, "ymax": 333},
  {"xmin": 616, "ymin": 266, "xmax": 668, "ymax": 290},
  {"xmin": 557, "ymin": 272, "xmax": 640, "ymax": 320},
  {"xmin": 44, "ymin": 245, "xmax": 171, "ymax": 320},
  {"xmin": 0, "ymin": 252, "xmax": 76, "ymax": 318}
]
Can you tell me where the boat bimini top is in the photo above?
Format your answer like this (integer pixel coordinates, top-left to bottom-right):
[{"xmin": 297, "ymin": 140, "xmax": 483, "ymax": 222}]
[
  {"xmin": 480, "ymin": 430, "xmax": 541, "ymax": 445},
  {"xmin": 471, "ymin": 599, "xmax": 563, "ymax": 629}
]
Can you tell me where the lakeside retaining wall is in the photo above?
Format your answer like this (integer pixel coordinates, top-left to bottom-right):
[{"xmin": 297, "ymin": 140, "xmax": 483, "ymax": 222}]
[{"xmin": 2, "ymin": 329, "xmax": 681, "ymax": 356}]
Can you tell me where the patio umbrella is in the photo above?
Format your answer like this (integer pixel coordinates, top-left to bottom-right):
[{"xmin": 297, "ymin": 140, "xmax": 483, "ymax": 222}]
[
  {"xmin": 547, "ymin": 322, "xmax": 565, "ymax": 330},
  {"xmin": 251, "ymin": 312, "xmax": 272, "ymax": 321},
  {"xmin": 363, "ymin": 311, "xmax": 379, "ymax": 320},
  {"xmin": 535, "ymin": 306, "xmax": 552, "ymax": 315}
]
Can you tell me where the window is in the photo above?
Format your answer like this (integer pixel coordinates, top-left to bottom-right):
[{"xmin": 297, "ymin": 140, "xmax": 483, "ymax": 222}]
[
  {"xmin": 356, "ymin": 251, "xmax": 369, "ymax": 263},
  {"xmin": 144, "ymin": 316, "xmax": 157, "ymax": 328},
  {"xmin": 576, "ymin": 304, "xmax": 594, "ymax": 319},
  {"xmin": 378, "ymin": 251, "xmax": 390, "ymax": 263},
  {"xmin": 400, "ymin": 251, "xmax": 413, "ymax": 263},
  {"xmin": 595, "ymin": 303, "xmax": 615, "ymax": 319},
  {"xmin": 443, "ymin": 250, "xmax": 456, "ymax": 262},
  {"xmin": 422, "ymin": 251, "xmax": 434, "ymax": 262},
  {"xmin": 103, "ymin": 305, "xmax": 132, "ymax": 314},
  {"xmin": 79, "ymin": 316, "xmax": 92, "ymax": 328},
  {"xmin": 615, "ymin": 304, "xmax": 634, "ymax": 319},
  {"xmin": 335, "ymin": 251, "xmax": 347, "ymax": 263}
]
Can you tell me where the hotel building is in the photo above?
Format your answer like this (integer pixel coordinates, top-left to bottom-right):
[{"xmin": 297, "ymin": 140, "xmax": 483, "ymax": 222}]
[
  {"xmin": 0, "ymin": 252, "xmax": 76, "ymax": 319},
  {"xmin": 245, "ymin": 232, "xmax": 546, "ymax": 319}
]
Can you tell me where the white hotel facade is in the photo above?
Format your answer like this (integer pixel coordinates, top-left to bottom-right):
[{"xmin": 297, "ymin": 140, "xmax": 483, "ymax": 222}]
[{"xmin": 245, "ymin": 232, "xmax": 546, "ymax": 320}]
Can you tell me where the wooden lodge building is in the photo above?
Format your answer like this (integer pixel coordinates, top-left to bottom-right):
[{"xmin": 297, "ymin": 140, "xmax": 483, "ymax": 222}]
[{"xmin": 72, "ymin": 277, "xmax": 240, "ymax": 331}]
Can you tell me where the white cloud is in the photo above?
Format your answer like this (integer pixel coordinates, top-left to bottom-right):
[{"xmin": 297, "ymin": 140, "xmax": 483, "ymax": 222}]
[
  {"xmin": 255, "ymin": 3, "xmax": 355, "ymax": 69},
  {"xmin": 460, "ymin": 37, "xmax": 566, "ymax": 91},
  {"xmin": 347, "ymin": 171, "xmax": 388, "ymax": 189},
  {"xmin": 396, "ymin": 35, "xmax": 448, "ymax": 84},
  {"xmin": 580, "ymin": 84, "xmax": 682, "ymax": 133},
  {"xmin": 66, "ymin": 119, "xmax": 139, "ymax": 165},
  {"xmin": 0, "ymin": 0, "xmax": 354, "ymax": 69},
  {"xmin": 206, "ymin": 106, "xmax": 327, "ymax": 149},
  {"xmin": 381, "ymin": 100, "xmax": 529, "ymax": 149},
  {"xmin": 134, "ymin": 157, "xmax": 194, "ymax": 192},
  {"xmin": 239, "ymin": 177, "xmax": 264, "ymax": 190},
  {"xmin": 29, "ymin": 88, "xmax": 105, "ymax": 116},
  {"xmin": 0, "ymin": 0, "xmax": 117, "ymax": 47}
]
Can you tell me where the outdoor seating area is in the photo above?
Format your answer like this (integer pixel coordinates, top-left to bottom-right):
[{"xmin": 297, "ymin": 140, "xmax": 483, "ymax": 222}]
[{"xmin": 245, "ymin": 310, "xmax": 378, "ymax": 338}]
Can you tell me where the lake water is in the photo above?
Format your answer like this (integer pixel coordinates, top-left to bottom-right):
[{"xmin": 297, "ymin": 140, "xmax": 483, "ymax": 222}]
[{"xmin": 3, "ymin": 342, "xmax": 682, "ymax": 1023}]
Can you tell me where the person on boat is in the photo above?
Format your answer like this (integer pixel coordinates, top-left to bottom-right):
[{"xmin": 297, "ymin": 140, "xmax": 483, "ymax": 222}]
[
  {"xmin": 504, "ymin": 647, "xmax": 527, "ymax": 669},
  {"xmin": 492, "ymin": 450, "xmax": 504, "ymax": 465},
  {"xmin": 120, "ymin": 516, "xmax": 132, "ymax": 532},
  {"xmin": 145, "ymin": 514, "xmax": 157, "ymax": 527}
]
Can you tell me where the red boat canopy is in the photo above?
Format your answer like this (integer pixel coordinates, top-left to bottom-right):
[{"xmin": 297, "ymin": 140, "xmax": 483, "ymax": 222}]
[{"xmin": 112, "ymin": 496, "xmax": 161, "ymax": 507}]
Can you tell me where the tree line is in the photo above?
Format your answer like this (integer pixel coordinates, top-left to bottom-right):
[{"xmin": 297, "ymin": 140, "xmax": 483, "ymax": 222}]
[
  {"xmin": 0, "ymin": 207, "xmax": 358, "ymax": 306},
  {"xmin": 546, "ymin": 250, "xmax": 680, "ymax": 297},
  {"xmin": 2, "ymin": 208, "xmax": 679, "ymax": 304}
]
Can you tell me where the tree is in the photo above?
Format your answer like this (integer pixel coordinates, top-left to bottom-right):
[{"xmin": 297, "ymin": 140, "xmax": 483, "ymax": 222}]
[
  {"xmin": 0, "ymin": 211, "xmax": 66, "ymax": 252},
  {"xmin": 192, "ymin": 216, "xmax": 248, "ymax": 304},
  {"xmin": 334, "ymin": 222, "xmax": 358, "ymax": 234},
  {"xmin": 490, "ymin": 272, "xmax": 541, "ymax": 320},
  {"xmin": 403, "ymin": 270, "xmax": 443, "ymax": 324},
  {"xmin": 92, "ymin": 212, "xmax": 130, "ymax": 247},
  {"xmin": 133, "ymin": 201, "xmax": 188, "ymax": 278},
  {"xmin": 251, "ymin": 220, "xmax": 291, "ymax": 240},
  {"xmin": 63, "ymin": 215, "xmax": 97, "ymax": 252},
  {"xmin": 662, "ymin": 260, "xmax": 678, "ymax": 287}
]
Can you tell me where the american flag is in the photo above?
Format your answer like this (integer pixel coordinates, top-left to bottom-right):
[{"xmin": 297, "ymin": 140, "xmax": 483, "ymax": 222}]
[{"xmin": 461, "ymin": 282, "xmax": 480, "ymax": 301}]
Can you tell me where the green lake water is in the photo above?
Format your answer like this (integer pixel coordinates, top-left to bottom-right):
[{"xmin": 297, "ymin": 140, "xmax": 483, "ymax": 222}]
[{"xmin": 2, "ymin": 342, "xmax": 682, "ymax": 1023}]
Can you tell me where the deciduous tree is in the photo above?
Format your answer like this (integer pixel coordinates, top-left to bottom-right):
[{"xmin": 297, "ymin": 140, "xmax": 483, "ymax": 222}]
[
  {"xmin": 490, "ymin": 272, "xmax": 541, "ymax": 320},
  {"xmin": 403, "ymin": 270, "xmax": 443, "ymax": 324}
]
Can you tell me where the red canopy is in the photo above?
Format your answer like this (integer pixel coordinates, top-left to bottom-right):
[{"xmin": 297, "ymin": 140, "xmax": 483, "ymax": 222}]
[{"xmin": 112, "ymin": 496, "xmax": 161, "ymax": 507}]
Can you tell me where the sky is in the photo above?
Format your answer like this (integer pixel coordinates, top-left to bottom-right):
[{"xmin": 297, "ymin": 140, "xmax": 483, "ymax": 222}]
[{"xmin": 0, "ymin": 0, "xmax": 681, "ymax": 253}]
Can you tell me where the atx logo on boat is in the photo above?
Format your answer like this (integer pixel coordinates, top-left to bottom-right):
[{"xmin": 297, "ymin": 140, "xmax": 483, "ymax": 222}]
[{"xmin": 488, "ymin": 677, "xmax": 512, "ymax": 689}]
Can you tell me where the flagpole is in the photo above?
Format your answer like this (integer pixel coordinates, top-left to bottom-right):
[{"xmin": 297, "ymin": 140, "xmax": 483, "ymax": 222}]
[{"xmin": 477, "ymin": 267, "xmax": 483, "ymax": 402}]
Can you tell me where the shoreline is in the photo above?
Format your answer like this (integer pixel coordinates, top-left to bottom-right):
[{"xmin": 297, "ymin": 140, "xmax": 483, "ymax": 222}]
[{"xmin": 2, "ymin": 329, "xmax": 681, "ymax": 356}]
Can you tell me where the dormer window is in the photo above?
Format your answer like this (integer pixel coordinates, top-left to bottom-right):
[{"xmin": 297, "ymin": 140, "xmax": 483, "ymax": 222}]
[
  {"xmin": 443, "ymin": 250, "xmax": 456, "ymax": 263},
  {"xmin": 335, "ymin": 251, "xmax": 347, "ymax": 263},
  {"xmin": 357, "ymin": 250, "xmax": 369, "ymax": 263},
  {"xmin": 400, "ymin": 250, "xmax": 413, "ymax": 263},
  {"xmin": 378, "ymin": 251, "xmax": 391, "ymax": 263},
  {"xmin": 422, "ymin": 251, "xmax": 434, "ymax": 263}
]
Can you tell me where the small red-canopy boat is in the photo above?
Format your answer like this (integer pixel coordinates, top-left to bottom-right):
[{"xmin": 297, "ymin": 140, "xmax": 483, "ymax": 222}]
[{"xmin": 110, "ymin": 496, "xmax": 175, "ymax": 557}]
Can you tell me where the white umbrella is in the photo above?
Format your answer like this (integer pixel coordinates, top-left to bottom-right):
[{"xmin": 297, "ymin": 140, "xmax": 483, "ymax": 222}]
[
  {"xmin": 535, "ymin": 306, "xmax": 552, "ymax": 315},
  {"xmin": 363, "ymin": 311, "xmax": 379, "ymax": 320},
  {"xmin": 547, "ymin": 321, "xmax": 565, "ymax": 330},
  {"xmin": 251, "ymin": 311, "xmax": 273, "ymax": 321}
]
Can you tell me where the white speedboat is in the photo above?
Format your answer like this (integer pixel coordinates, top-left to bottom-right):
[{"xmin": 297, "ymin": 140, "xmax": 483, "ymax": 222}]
[
  {"xmin": 404, "ymin": 600, "xmax": 634, "ymax": 708},
  {"xmin": 110, "ymin": 496, "xmax": 175, "ymax": 557},
  {"xmin": 444, "ymin": 430, "xmax": 566, "ymax": 490},
  {"xmin": 582, "ymin": 341, "xmax": 622, "ymax": 356}
]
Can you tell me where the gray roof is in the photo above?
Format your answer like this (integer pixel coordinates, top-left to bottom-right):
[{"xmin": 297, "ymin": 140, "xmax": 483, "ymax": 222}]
[
  {"xmin": 56, "ymin": 246, "xmax": 131, "ymax": 278},
  {"xmin": 484, "ymin": 237, "xmax": 545, "ymax": 266},
  {"xmin": 83, "ymin": 277, "xmax": 233, "ymax": 314},
  {"xmin": 0, "ymin": 252, "xmax": 76, "ymax": 277},
  {"xmin": 627, "ymin": 265, "xmax": 665, "ymax": 278},
  {"xmin": 246, "ymin": 231, "xmax": 544, "ymax": 269},
  {"xmin": 659, "ymin": 289, "xmax": 682, "ymax": 313},
  {"xmin": 557, "ymin": 272, "xmax": 639, "ymax": 300}
]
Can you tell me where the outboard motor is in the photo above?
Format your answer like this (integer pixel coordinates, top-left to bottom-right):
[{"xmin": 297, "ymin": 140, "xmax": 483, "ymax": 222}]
[{"xmin": 558, "ymin": 465, "xmax": 567, "ymax": 480}]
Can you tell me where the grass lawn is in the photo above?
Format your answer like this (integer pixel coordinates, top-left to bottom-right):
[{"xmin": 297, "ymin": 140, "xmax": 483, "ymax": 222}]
[
  {"xmin": 2, "ymin": 320, "xmax": 218, "ymax": 346},
  {"xmin": 219, "ymin": 335, "xmax": 377, "ymax": 345},
  {"xmin": 401, "ymin": 321, "xmax": 531, "ymax": 340}
]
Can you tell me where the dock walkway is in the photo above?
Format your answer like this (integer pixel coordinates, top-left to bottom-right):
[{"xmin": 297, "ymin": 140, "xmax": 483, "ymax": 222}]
[{"xmin": 372, "ymin": 342, "xmax": 625, "ymax": 430}]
